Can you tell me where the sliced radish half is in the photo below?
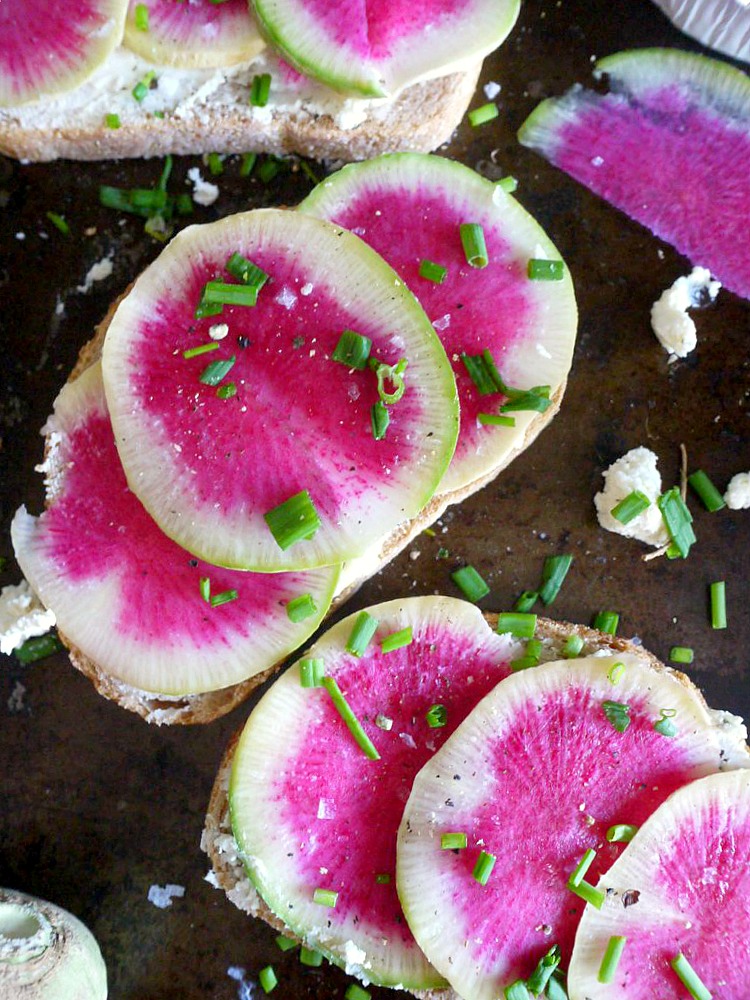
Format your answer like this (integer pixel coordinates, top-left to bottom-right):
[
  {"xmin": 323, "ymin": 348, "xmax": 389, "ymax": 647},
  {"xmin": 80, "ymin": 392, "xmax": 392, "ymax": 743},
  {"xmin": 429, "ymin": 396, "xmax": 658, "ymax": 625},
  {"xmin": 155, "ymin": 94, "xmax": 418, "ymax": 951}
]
[
  {"xmin": 397, "ymin": 654, "xmax": 746, "ymax": 1000},
  {"xmin": 123, "ymin": 0, "xmax": 265, "ymax": 70},
  {"xmin": 518, "ymin": 48, "xmax": 750, "ymax": 300},
  {"xmin": 102, "ymin": 209, "xmax": 458, "ymax": 572},
  {"xmin": 229, "ymin": 596, "xmax": 531, "ymax": 989},
  {"xmin": 11, "ymin": 363, "xmax": 339, "ymax": 697},
  {"xmin": 0, "ymin": 0, "xmax": 128, "ymax": 107},
  {"xmin": 568, "ymin": 769, "xmax": 750, "ymax": 1000},
  {"xmin": 651, "ymin": 0, "xmax": 750, "ymax": 65},
  {"xmin": 300, "ymin": 153, "xmax": 577, "ymax": 495},
  {"xmin": 249, "ymin": 0, "xmax": 520, "ymax": 97}
]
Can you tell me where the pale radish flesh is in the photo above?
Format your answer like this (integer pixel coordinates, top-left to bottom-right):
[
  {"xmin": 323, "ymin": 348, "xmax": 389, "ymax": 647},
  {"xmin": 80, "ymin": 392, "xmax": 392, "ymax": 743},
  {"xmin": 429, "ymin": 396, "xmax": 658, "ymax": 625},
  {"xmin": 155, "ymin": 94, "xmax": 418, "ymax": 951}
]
[
  {"xmin": 651, "ymin": 0, "xmax": 750, "ymax": 64},
  {"xmin": 101, "ymin": 210, "xmax": 458, "ymax": 572},
  {"xmin": 568, "ymin": 769, "xmax": 750, "ymax": 999},
  {"xmin": 397, "ymin": 654, "xmax": 745, "ymax": 1000},
  {"xmin": 11, "ymin": 362, "xmax": 339, "ymax": 696},
  {"xmin": 300, "ymin": 153, "xmax": 577, "ymax": 495}
]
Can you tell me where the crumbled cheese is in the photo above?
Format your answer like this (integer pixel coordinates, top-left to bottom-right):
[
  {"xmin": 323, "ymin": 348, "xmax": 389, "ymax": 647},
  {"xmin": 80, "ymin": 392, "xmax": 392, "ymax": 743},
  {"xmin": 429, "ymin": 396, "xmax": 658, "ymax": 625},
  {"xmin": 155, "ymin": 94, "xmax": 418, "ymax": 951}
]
[
  {"xmin": 342, "ymin": 939, "xmax": 369, "ymax": 975},
  {"xmin": 0, "ymin": 581, "xmax": 56, "ymax": 655},
  {"xmin": 483, "ymin": 80, "xmax": 501, "ymax": 100},
  {"xmin": 650, "ymin": 266, "xmax": 721, "ymax": 359},
  {"xmin": 187, "ymin": 167, "xmax": 219, "ymax": 207},
  {"xmin": 724, "ymin": 471, "xmax": 750, "ymax": 510},
  {"xmin": 594, "ymin": 447, "xmax": 669, "ymax": 547},
  {"xmin": 76, "ymin": 255, "xmax": 114, "ymax": 294},
  {"xmin": 147, "ymin": 883, "xmax": 185, "ymax": 908},
  {"xmin": 209, "ymin": 323, "xmax": 229, "ymax": 341}
]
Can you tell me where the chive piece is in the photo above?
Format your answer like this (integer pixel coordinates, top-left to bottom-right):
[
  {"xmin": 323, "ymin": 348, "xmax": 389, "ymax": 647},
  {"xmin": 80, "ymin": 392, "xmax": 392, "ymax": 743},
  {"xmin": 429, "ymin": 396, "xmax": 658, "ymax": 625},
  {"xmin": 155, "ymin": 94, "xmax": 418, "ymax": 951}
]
[
  {"xmin": 602, "ymin": 700, "xmax": 631, "ymax": 733},
  {"xmin": 607, "ymin": 661, "xmax": 626, "ymax": 684},
  {"xmin": 461, "ymin": 352, "xmax": 500, "ymax": 395},
  {"xmin": 199, "ymin": 355, "xmax": 235, "ymax": 386},
  {"xmin": 381, "ymin": 626, "xmax": 413, "ymax": 653},
  {"xmin": 671, "ymin": 953, "xmax": 712, "ymax": 1000},
  {"xmin": 478, "ymin": 413, "xmax": 516, "ymax": 426},
  {"xmin": 46, "ymin": 211, "xmax": 69, "ymax": 235},
  {"xmin": 321, "ymin": 676, "xmax": 380, "ymax": 760},
  {"xmin": 710, "ymin": 581, "xmax": 727, "ymax": 629},
  {"xmin": 497, "ymin": 175, "xmax": 518, "ymax": 193},
  {"xmin": 568, "ymin": 849, "xmax": 596, "ymax": 888},
  {"xmin": 500, "ymin": 384, "xmax": 551, "ymax": 414},
  {"xmin": 658, "ymin": 486, "xmax": 696, "ymax": 559},
  {"xmin": 210, "ymin": 589, "xmax": 238, "ymax": 607},
  {"xmin": 568, "ymin": 879, "xmax": 605, "ymax": 909},
  {"xmin": 15, "ymin": 633, "xmax": 63, "ymax": 664},
  {"xmin": 332, "ymin": 330, "xmax": 372, "ymax": 370},
  {"xmin": 225, "ymin": 252, "xmax": 269, "ymax": 290},
  {"xmin": 527, "ymin": 258, "xmax": 564, "ymax": 281},
  {"xmin": 312, "ymin": 887, "xmax": 338, "ymax": 908},
  {"xmin": 105, "ymin": 112, "xmax": 121, "ymax": 129},
  {"xmin": 199, "ymin": 576, "xmax": 211, "ymax": 603},
  {"xmin": 299, "ymin": 948, "xmax": 323, "ymax": 967},
  {"xmin": 286, "ymin": 593, "xmax": 317, "ymax": 623},
  {"xmin": 514, "ymin": 590, "xmax": 538, "ymax": 613},
  {"xmin": 606, "ymin": 824, "xmax": 638, "ymax": 843},
  {"xmin": 504, "ymin": 982, "xmax": 531, "ymax": 1000},
  {"xmin": 258, "ymin": 156, "xmax": 284, "ymax": 183},
  {"xmin": 201, "ymin": 281, "xmax": 259, "ymax": 307},
  {"xmin": 371, "ymin": 401, "xmax": 390, "ymax": 440},
  {"xmin": 298, "ymin": 160, "xmax": 321, "ymax": 185},
  {"xmin": 496, "ymin": 612, "xmax": 537, "ymax": 638},
  {"xmin": 132, "ymin": 70, "xmax": 156, "ymax": 102},
  {"xmin": 510, "ymin": 637, "xmax": 542, "ymax": 672},
  {"xmin": 418, "ymin": 259, "xmax": 448, "ymax": 283},
  {"xmin": 345, "ymin": 983, "xmax": 371, "ymax": 1000},
  {"xmin": 375, "ymin": 873, "xmax": 391, "ymax": 884},
  {"xmin": 472, "ymin": 850, "xmax": 496, "ymax": 885},
  {"xmin": 134, "ymin": 2, "xmax": 149, "ymax": 31},
  {"xmin": 545, "ymin": 974, "xmax": 569, "ymax": 1000},
  {"xmin": 206, "ymin": 152, "xmax": 223, "ymax": 176},
  {"xmin": 669, "ymin": 645, "xmax": 694, "ymax": 664},
  {"xmin": 688, "ymin": 470, "xmax": 726, "ymax": 512},
  {"xmin": 345, "ymin": 611, "xmax": 379, "ymax": 657},
  {"xmin": 654, "ymin": 708, "xmax": 677, "ymax": 738},
  {"xmin": 441, "ymin": 832, "xmax": 468, "ymax": 850},
  {"xmin": 426, "ymin": 704, "xmax": 447, "ymax": 729},
  {"xmin": 451, "ymin": 565, "xmax": 490, "ymax": 603},
  {"xmin": 299, "ymin": 658, "xmax": 325, "ymax": 688},
  {"xmin": 598, "ymin": 936, "xmax": 626, "ymax": 984},
  {"xmin": 437, "ymin": 547, "xmax": 450, "ymax": 559},
  {"xmin": 459, "ymin": 223, "xmax": 488, "ymax": 268},
  {"xmin": 239, "ymin": 152, "xmax": 257, "ymax": 177},
  {"xmin": 183, "ymin": 342, "xmax": 220, "ymax": 359},
  {"xmin": 216, "ymin": 382, "xmax": 237, "ymax": 399},
  {"xmin": 611, "ymin": 489, "xmax": 651, "ymax": 525},
  {"xmin": 275, "ymin": 934, "xmax": 297, "ymax": 952},
  {"xmin": 144, "ymin": 214, "xmax": 170, "ymax": 243},
  {"xmin": 250, "ymin": 72, "xmax": 272, "ymax": 107},
  {"xmin": 562, "ymin": 634, "xmax": 584, "ymax": 658},
  {"xmin": 593, "ymin": 611, "xmax": 619, "ymax": 635},
  {"xmin": 259, "ymin": 966, "xmax": 277, "ymax": 994},
  {"xmin": 264, "ymin": 490, "xmax": 321, "ymax": 550},
  {"xmin": 373, "ymin": 358, "xmax": 408, "ymax": 404},
  {"xmin": 375, "ymin": 714, "xmax": 393, "ymax": 731},
  {"xmin": 468, "ymin": 101, "xmax": 499, "ymax": 127},
  {"xmin": 539, "ymin": 554, "xmax": 573, "ymax": 606},
  {"xmin": 526, "ymin": 945, "xmax": 561, "ymax": 995}
]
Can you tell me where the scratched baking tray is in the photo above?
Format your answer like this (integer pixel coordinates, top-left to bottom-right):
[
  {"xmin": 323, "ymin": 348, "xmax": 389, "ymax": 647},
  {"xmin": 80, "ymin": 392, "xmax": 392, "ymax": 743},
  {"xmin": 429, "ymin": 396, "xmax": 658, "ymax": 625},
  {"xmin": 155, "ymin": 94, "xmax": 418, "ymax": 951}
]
[{"xmin": 1, "ymin": 1, "xmax": 748, "ymax": 997}]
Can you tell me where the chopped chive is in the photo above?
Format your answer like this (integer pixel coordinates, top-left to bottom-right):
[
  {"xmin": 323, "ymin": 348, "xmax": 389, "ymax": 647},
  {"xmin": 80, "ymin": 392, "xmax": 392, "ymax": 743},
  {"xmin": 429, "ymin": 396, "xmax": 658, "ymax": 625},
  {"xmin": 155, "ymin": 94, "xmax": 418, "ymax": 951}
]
[
  {"xmin": 134, "ymin": 2, "xmax": 149, "ymax": 30},
  {"xmin": 183, "ymin": 342, "xmax": 220, "ymax": 359},
  {"xmin": 669, "ymin": 645, "xmax": 694, "ymax": 664},
  {"xmin": 225, "ymin": 252, "xmax": 269, "ymax": 290},
  {"xmin": 688, "ymin": 470, "xmax": 725, "ymax": 512},
  {"xmin": 132, "ymin": 70, "xmax": 156, "ymax": 102},
  {"xmin": 510, "ymin": 637, "xmax": 542, "ymax": 671},
  {"xmin": 45, "ymin": 211, "xmax": 69, "ymax": 235},
  {"xmin": 478, "ymin": 412, "xmax": 516, "ymax": 426},
  {"xmin": 602, "ymin": 700, "xmax": 631, "ymax": 733},
  {"xmin": 286, "ymin": 593, "xmax": 317, "ymax": 623},
  {"xmin": 426, "ymin": 704, "xmax": 447, "ymax": 728},
  {"xmin": 598, "ymin": 936, "xmax": 626, "ymax": 984},
  {"xmin": 299, "ymin": 658, "xmax": 325, "ymax": 688},
  {"xmin": 418, "ymin": 259, "xmax": 448, "ymax": 283},
  {"xmin": 206, "ymin": 152, "xmax": 223, "ymax": 176},
  {"xmin": 514, "ymin": 590, "xmax": 538, "ymax": 613},
  {"xmin": 144, "ymin": 214, "xmax": 170, "ymax": 243},
  {"xmin": 15, "ymin": 633, "xmax": 63, "ymax": 664},
  {"xmin": 461, "ymin": 352, "xmax": 500, "ymax": 395},
  {"xmin": 375, "ymin": 873, "xmax": 391, "ymax": 883},
  {"xmin": 321, "ymin": 676, "xmax": 380, "ymax": 760},
  {"xmin": 539, "ymin": 554, "xmax": 573, "ymax": 606},
  {"xmin": 105, "ymin": 112, "xmax": 121, "ymax": 129},
  {"xmin": 210, "ymin": 589, "xmax": 238, "ymax": 607},
  {"xmin": 654, "ymin": 708, "xmax": 677, "ymax": 738},
  {"xmin": 371, "ymin": 401, "xmax": 390, "ymax": 440},
  {"xmin": 312, "ymin": 887, "xmax": 338, "ymax": 908},
  {"xmin": 593, "ymin": 610, "xmax": 619, "ymax": 635},
  {"xmin": 345, "ymin": 984, "xmax": 370, "ymax": 1000},
  {"xmin": 157, "ymin": 157, "xmax": 173, "ymax": 195},
  {"xmin": 497, "ymin": 175, "xmax": 518, "ymax": 193},
  {"xmin": 545, "ymin": 975, "xmax": 568, "ymax": 1000},
  {"xmin": 264, "ymin": 490, "xmax": 321, "ymax": 550},
  {"xmin": 437, "ymin": 547, "xmax": 450, "ymax": 559},
  {"xmin": 216, "ymin": 382, "xmax": 237, "ymax": 399},
  {"xmin": 568, "ymin": 878, "xmax": 605, "ymax": 909},
  {"xmin": 258, "ymin": 966, "xmax": 277, "ymax": 994},
  {"xmin": 250, "ymin": 72, "xmax": 272, "ymax": 107},
  {"xmin": 199, "ymin": 355, "xmax": 236, "ymax": 386},
  {"xmin": 332, "ymin": 330, "xmax": 372, "ymax": 370},
  {"xmin": 175, "ymin": 193, "xmax": 193, "ymax": 215},
  {"xmin": 568, "ymin": 849, "xmax": 596, "ymax": 888},
  {"xmin": 671, "ymin": 953, "xmax": 712, "ymax": 1000},
  {"xmin": 496, "ymin": 612, "xmax": 537, "ymax": 638},
  {"xmin": 375, "ymin": 714, "xmax": 393, "ymax": 731},
  {"xmin": 607, "ymin": 661, "xmax": 626, "ymax": 684},
  {"xmin": 451, "ymin": 565, "xmax": 490, "ymax": 603},
  {"xmin": 381, "ymin": 626, "xmax": 413, "ymax": 653},
  {"xmin": 562, "ymin": 634, "xmax": 584, "ymax": 658},
  {"xmin": 468, "ymin": 101, "xmax": 499, "ymax": 127},
  {"xmin": 275, "ymin": 934, "xmax": 297, "ymax": 952},
  {"xmin": 504, "ymin": 982, "xmax": 531, "ymax": 1000},
  {"xmin": 526, "ymin": 945, "xmax": 561, "ymax": 995},
  {"xmin": 258, "ymin": 155, "xmax": 284, "ymax": 183},
  {"xmin": 499, "ymin": 384, "xmax": 551, "ymax": 414},
  {"xmin": 658, "ymin": 486, "xmax": 696, "ymax": 559},
  {"xmin": 441, "ymin": 832, "xmax": 468, "ymax": 850},
  {"xmin": 345, "ymin": 611, "xmax": 379, "ymax": 657},
  {"xmin": 611, "ymin": 489, "xmax": 651, "ymax": 525},
  {"xmin": 472, "ymin": 850, "xmax": 496, "ymax": 885},
  {"xmin": 710, "ymin": 581, "xmax": 726, "ymax": 629},
  {"xmin": 373, "ymin": 358, "xmax": 408, "ymax": 404},
  {"xmin": 527, "ymin": 258, "xmax": 564, "ymax": 281},
  {"xmin": 606, "ymin": 824, "xmax": 638, "ymax": 843},
  {"xmin": 299, "ymin": 947, "xmax": 323, "ymax": 967},
  {"xmin": 201, "ymin": 281, "xmax": 259, "ymax": 308},
  {"xmin": 239, "ymin": 152, "xmax": 257, "ymax": 177},
  {"xmin": 199, "ymin": 576, "xmax": 211, "ymax": 603},
  {"xmin": 459, "ymin": 223, "xmax": 488, "ymax": 268}
]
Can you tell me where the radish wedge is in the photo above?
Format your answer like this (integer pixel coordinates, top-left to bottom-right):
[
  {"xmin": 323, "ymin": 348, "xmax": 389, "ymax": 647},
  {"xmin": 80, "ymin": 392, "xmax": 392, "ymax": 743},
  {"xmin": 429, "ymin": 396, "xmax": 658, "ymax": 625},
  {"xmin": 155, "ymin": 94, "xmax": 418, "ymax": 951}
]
[
  {"xmin": 123, "ymin": 0, "xmax": 265, "ymax": 70},
  {"xmin": 518, "ymin": 48, "xmax": 750, "ymax": 300},
  {"xmin": 11, "ymin": 363, "xmax": 339, "ymax": 697},
  {"xmin": 568, "ymin": 769, "xmax": 750, "ymax": 999},
  {"xmin": 651, "ymin": 0, "xmax": 750, "ymax": 65},
  {"xmin": 396, "ymin": 654, "xmax": 747, "ymax": 1000},
  {"xmin": 228, "ymin": 596, "xmax": 532, "ymax": 989},
  {"xmin": 0, "ymin": 0, "xmax": 128, "ymax": 107},
  {"xmin": 101, "ymin": 209, "xmax": 458, "ymax": 572},
  {"xmin": 249, "ymin": 0, "xmax": 520, "ymax": 98},
  {"xmin": 300, "ymin": 154, "xmax": 577, "ymax": 495}
]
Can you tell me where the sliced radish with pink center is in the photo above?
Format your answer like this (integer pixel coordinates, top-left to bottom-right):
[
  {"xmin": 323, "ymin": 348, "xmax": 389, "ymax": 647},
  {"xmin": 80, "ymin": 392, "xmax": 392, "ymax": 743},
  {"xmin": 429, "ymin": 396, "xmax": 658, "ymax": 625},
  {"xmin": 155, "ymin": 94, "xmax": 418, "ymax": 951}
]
[
  {"xmin": 301, "ymin": 154, "xmax": 577, "ymax": 495},
  {"xmin": 569, "ymin": 768, "xmax": 750, "ymax": 999},
  {"xmin": 229, "ymin": 596, "xmax": 531, "ymax": 988},
  {"xmin": 102, "ymin": 209, "xmax": 458, "ymax": 572},
  {"xmin": 250, "ymin": 0, "xmax": 521, "ymax": 97},
  {"xmin": 11, "ymin": 363, "xmax": 338, "ymax": 696},
  {"xmin": 123, "ymin": 0, "xmax": 265, "ymax": 70},
  {"xmin": 0, "ymin": 0, "xmax": 127, "ymax": 107},
  {"xmin": 397, "ymin": 654, "xmax": 745, "ymax": 1000},
  {"xmin": 518, "ymin": 48, "xmax": 750, "ymax": 300}
]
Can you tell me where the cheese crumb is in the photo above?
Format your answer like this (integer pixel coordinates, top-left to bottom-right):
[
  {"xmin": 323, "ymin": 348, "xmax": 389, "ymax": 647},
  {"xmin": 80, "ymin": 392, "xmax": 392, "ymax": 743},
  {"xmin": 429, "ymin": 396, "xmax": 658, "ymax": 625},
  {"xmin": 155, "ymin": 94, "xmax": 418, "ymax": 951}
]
[
  {"xmin": 147, "ymin": 883, "xmax": 185, "ymax": 908},
  {"xmin": 650, "ymin": 266, "xmax": 721, "ymax": 359},
  {"xmin": 186, "ymin": 166, "xmax": 219, "ymax": 207},
  {"xmin": 0, "ymin": 581, "xmax": 56, "ymax": 655},
  {"xmin": 594, "ymin": 447, "xmax": 669, "ymax": 547},
  {"xmin": 76, "ymin": 255, "xmax": 114, "ymax": 294},
  {"xmin": 724, "ymin": 472, "xmax": 750, "ymax": 510}
]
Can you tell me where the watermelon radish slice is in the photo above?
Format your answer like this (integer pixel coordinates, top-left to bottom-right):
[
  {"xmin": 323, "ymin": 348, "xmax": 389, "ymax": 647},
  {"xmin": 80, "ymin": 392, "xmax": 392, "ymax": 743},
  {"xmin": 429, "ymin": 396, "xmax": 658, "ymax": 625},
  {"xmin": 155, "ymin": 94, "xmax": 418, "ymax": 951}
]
[
  {"xmin": 228, "ymin": 596, "xmax": 535, "ymax": 989},
  {"xmin": 101, "ymin": 209, "xmax": 458, "ymax": 573},
  {"xmin": 568, "ymin": 768, "xmax": 750, "ymax": 999},
  {"xmin": 396, "ymin": 654, "xmax": 746, "ymax": 1000},
  {"xmin": 123, "ymin": 0, "xmax": 265, "ymax": 70},
  {"xmin": 249, "ymin": 0, "xmax": 521, "ymax": 97},
  {"xmin": 11, "ymin": 362, "xmax": 339, "ymax": 697},
  {"xmin": 652, "ymin": 0, "xmax": 750, "ymax": 65},
  {"xmin": 518, "ymin": 48, "xmax": 750, "ymax": 300},
  {"xmin": 300, "ymin": 154, "xmax": 577, "ymax": 496},
  {"xmin": 0, "ymin": 0, "xmax": 128, "ymax": 107}
]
